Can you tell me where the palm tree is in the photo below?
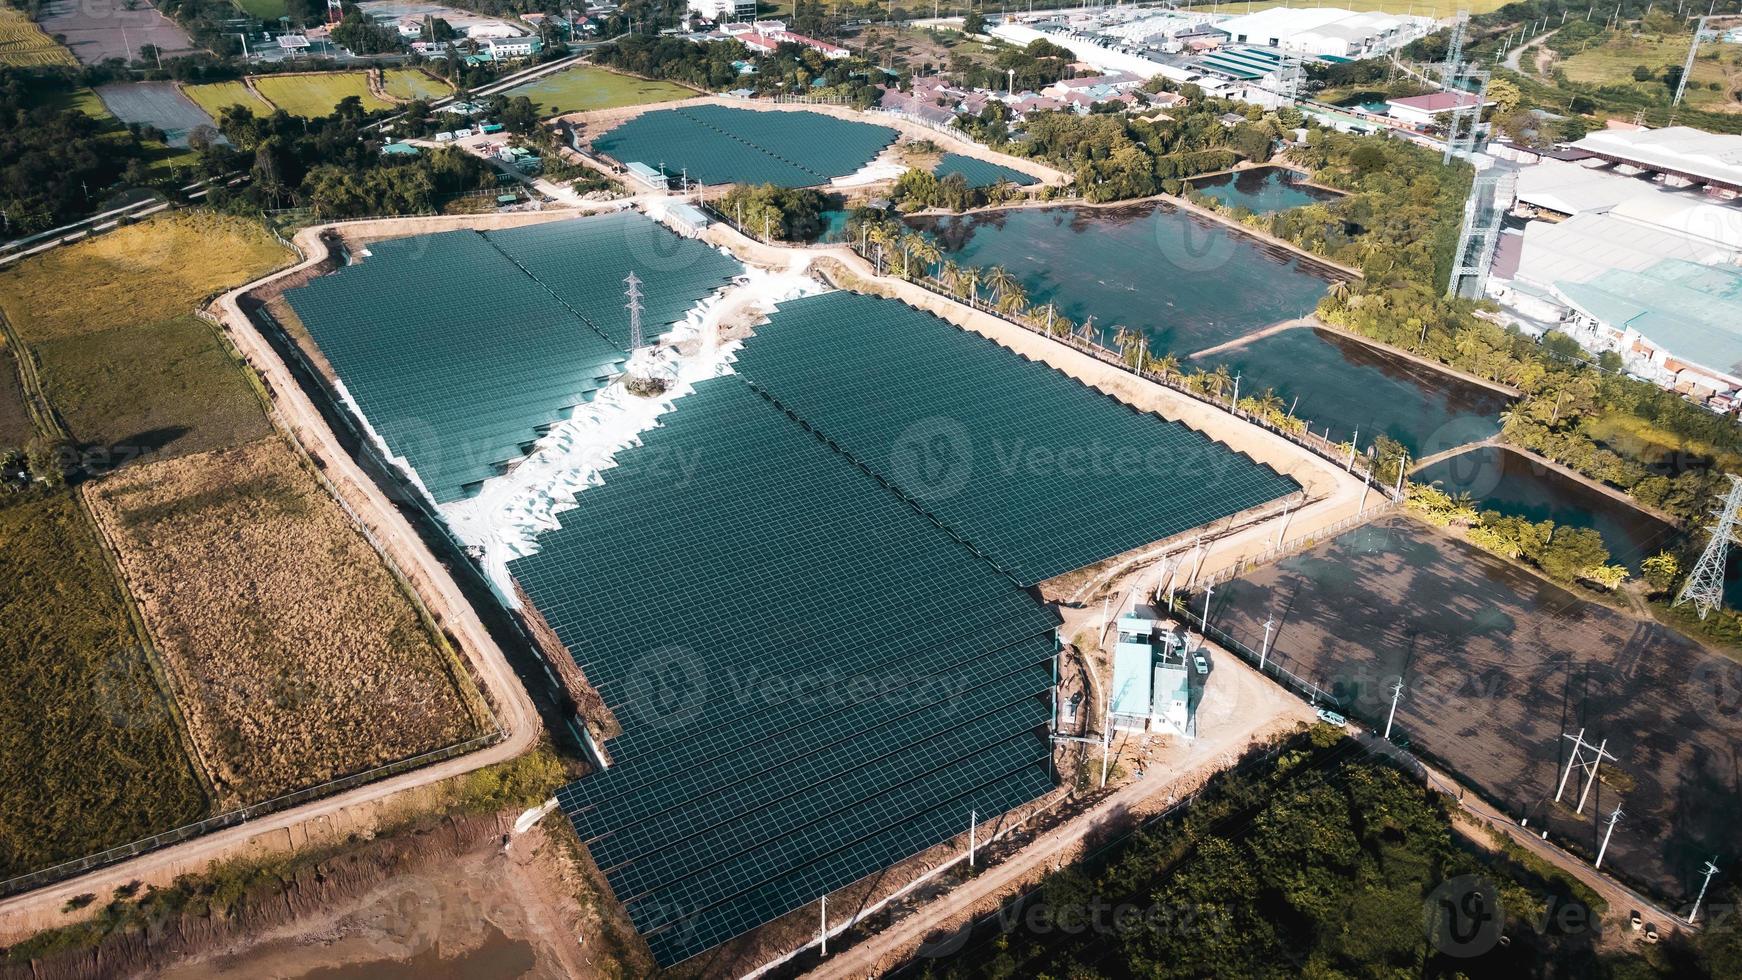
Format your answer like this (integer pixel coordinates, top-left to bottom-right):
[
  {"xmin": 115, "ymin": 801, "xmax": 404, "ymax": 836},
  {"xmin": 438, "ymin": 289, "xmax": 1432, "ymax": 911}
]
[
  {"xmin": 983, "ymin": 265, "xmax": 1018, "ymax": 309},
  {"xmin": 1328, "ymin": 280, "xmax": 1352, "ymax": 304},
  {"xmin": 998, "ymin": 282, "xmax": 1028, "ymax": 316},
  {"xmin": 898, "ymin": 232, "xmax": 927, "ymax": 279},
  {"xmin": 940, "ymin": 260, "xmax": 964, "ymax": 297},
  {"xmin": 909, "ymin": 237, "xmax": 942, "ymax": 282},
  {"xmin": 961, "ymin": 267, "xmax": 981, "ymax": 308},
  {"xmin": 1152, "ymin": 352, "xmax": 1180, "ymax": 381}
]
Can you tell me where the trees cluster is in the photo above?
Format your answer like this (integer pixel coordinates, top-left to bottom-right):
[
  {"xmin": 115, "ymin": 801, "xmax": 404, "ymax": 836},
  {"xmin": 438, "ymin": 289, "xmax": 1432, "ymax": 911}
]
[
  {"xmin": 924, "ymin": 727, "xmax": 1728, "ymax": 979},
  {"xmin": 1006, "ymin": 99, "xmax": 1288, "ymax": 203},
  {"xmin": 200, "ymin": 102, "xmax": 487, "ymax": 217},
  {"xmin": 718, "ymin": 183, "xmax": 832, "ymax": 242},
  {"xmin": 0, "ymin": 69, "xmax": 161, "ymax": 234},
  {"xmin": 1407, "ymin": 483, "xmax": 1629, "ymax": 589},
  {"xmin": 951, "ymin": 37, "xmax": 1072, "ymax": 93},
  {"xmin": 593, "ymin": 35, "xmax": 881, "ymax": 106},
  {"xmin": 888, "ymin": 167, "xmax": 1022, "ymax": 213}
]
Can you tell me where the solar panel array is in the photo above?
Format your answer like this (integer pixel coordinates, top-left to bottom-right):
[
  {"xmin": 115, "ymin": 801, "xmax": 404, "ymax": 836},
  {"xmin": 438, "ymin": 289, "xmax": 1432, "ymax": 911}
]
[
  {"xmin": 591, "ymin": 105, "xmax": 898, "ymax": 188},
  {"xmin": 515, "ymin": 376, "xmax": 1058, "ymax": 966},
  {"xmin": 933, "ymin": 152, "xmax": 1039, "ymax": 188},
  {"xmin": 284, "ymin": 214, "xmax": 737, "ymax": 502},
  {"xmin": 488, "ymin": 212, "xmax": 740, "ymax": 349},
  {"xmin": 732, "ymin": 291, "xmax": 1302, "ymax": 584}
]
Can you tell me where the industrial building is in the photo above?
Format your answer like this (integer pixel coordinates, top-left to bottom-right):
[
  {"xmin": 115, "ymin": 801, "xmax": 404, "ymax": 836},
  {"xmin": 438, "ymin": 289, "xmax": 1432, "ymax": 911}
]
[
  {"xmin": 1488, "ymin": 145, "xmax": 1742, "ymax": 407},
  {"xmin": 1212, "ymin": 7, "xmax": 1430, "ymax": 59},
  {"xmin": 1108, "ymin": 614, "xmax": 1193, "ymax": 738},
  {"xmin": 687, "ymin": 0, "xmax": 757, "ymax": 21}
]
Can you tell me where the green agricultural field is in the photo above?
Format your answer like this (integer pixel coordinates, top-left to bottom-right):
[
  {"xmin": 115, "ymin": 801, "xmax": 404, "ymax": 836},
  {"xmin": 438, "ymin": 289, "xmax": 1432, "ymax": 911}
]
[
  {"xmin": 182, "ymin": 79, "xmax": 269, "ymax": 119},
  {"xmin": 0, "ymin": 491, "xmax": 211, "ymax": 879},
  {"xmin": 31, "ymin": 85, "xmax": 201, "ymax": 174},
  {"xmin": 253, "ymin": 72, "xmax": 394, "ymax": 117},
  {"xmin": 383, "ymin": 67, "xmax": 450, "ymax": 101},
  {"xmin": 234, "ymin": 0, "xmax": 287, "ymax": 18},
  {"xmin": 34, "ymin": 317, "xmax": 274, "ymax": 463},
  {"xmin": 1557, "ymin": 34, "xmax": 1742, "ymax": 111},
  {"xmin": 504, "ymin": 64, "xmax": 693, "ymax": 116}
]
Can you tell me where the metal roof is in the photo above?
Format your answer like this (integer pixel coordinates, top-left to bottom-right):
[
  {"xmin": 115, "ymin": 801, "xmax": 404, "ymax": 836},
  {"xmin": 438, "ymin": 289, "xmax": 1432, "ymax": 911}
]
[
  {"xmin": 1558, "ymin": 259, "xmax": 1742, "ymax": 378},
  {"xmin": 1570, "ymin": 126, "xmax": 1742, "ymax": 193}
]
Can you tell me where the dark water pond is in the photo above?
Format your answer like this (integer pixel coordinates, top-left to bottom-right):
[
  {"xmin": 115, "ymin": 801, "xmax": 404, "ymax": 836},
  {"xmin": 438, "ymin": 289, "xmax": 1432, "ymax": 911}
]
[
  {"xmin": 1414, "ymin": 444, "xmax": 1676, "ymax": 571},
  {"xmin": 1187, "ymin": 165, "xmax": 1343, "ymax": 214}
]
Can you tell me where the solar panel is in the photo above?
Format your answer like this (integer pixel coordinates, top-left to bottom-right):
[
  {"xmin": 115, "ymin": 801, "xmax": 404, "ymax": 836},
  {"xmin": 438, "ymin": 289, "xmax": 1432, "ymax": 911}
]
[
  {"xmin": 934, "ymin": 152, "xmax": 1038, "ymax": 188},
  {"xmin": 283, "ymin": 214, "xmax": 737, "ymax": 502},
  {"xmin": 515, "ymin": 376, "xmax": 1059, "ymax": 966},
  {"xmin": 732, "ymin": 291, "xmax": 1302, "ymax": 584},
  {"xmin": 591, "ymin": 106, "xmax": 898, "ymax": 188}
]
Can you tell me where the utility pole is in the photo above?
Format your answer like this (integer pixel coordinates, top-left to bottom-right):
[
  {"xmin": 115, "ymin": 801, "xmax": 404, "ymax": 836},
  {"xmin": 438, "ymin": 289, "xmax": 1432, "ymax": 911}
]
[
  {"xmin": 1594, "ymin": 804, "xmax": 1623, "ymax": 869},
  {"xmin": 1554, "ymin": 728, "xmax": 1586, "ymax": 803},
  {"xmin": 1346, "ymin": 427, "xmax": 1358, "ymax": 472},
  {"xmin": 968, "ymin": 809, "xmax": 977, "ymax": 866},
  {"xmin": 1690, "ymin": 859, "xmax": 1720, "ymax": 924},
  {"xmin": 623, "ymin": 271, "xmax": 644, "ymax": 350},
  {"xmin": 820, "ymin": 896, "xmax": 828, "ymax": 956},
  {"xmin": 1200, "ymin": 583, "xmax": 1214, "ymax": 631},
  {"xmin": 1383, "ymin": 677, "xmax": 1404, "ymax": 740},
  {"xmin": 1259, "ymin": 616, "xmax": 1276, "ymax": 670}
]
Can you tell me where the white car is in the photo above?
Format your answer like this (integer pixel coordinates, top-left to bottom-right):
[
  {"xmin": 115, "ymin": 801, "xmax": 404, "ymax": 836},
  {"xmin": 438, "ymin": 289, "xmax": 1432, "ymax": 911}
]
[
  {"xmin": 1316, "ymin": 708, "xmax": 1348, "ymax": 727},
  {"xmin": 1192, "ymin": 654, "xmax": 1208, "ymax": 675}
]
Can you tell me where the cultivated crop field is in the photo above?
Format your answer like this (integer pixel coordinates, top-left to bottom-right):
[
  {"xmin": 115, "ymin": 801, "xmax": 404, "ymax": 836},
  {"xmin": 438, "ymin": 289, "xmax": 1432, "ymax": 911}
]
[
  {"xmin": 86, "ymin": 437, "xmax": 488, "ymax": 804},
  {"xmin": 383, "ymin": 67, "xmax": 450, "ymax": 101},
  {"xmin": 181, "ymin": 80, "xmax": 269, "ymax": 119},
  {"xmin": 0, "ymin": 5, "xmax": 75, "ymax": 67},
  {"xmin": 1207, "ymin": 515, "xmax": 1742, "ymax": 903},
  {"xmin": 0, "ymin": 493, "xmax": 209, "ymax": 879},
  {"xmin": 0, "ymin": 213, "xmax": 288, "ymax": 343},
  {"xmin": 506, "ymin": 64, "xmax": 692, "ymax": 116},
  {"xmin": 253, "ymin": 72, "xmax": 393, "ymax": 117}
]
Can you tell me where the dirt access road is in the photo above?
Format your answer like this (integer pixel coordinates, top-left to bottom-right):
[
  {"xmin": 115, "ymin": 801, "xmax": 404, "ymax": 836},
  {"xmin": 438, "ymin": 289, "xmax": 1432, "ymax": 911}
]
[{"xmin": 806, "ymin": 642, "xmax": 1316, "ymax": 978}]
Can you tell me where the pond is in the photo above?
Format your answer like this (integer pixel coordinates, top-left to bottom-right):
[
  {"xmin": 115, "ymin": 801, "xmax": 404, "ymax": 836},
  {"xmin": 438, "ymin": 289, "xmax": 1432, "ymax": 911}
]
[
  {"xmin": 1413, "ymin": 444, "xmax": 1677, "ymax": 571},
  {"xmin": 907, "ymin": 201, "xmax": 1332, "ymax": 356},
  {"xmin": 1199, "ymin": 327, "xmax": 1511, "ymax": 457},
  {"xmin": 1187, "ymin": 166, "xmax": 1342, "ymax": 215}
]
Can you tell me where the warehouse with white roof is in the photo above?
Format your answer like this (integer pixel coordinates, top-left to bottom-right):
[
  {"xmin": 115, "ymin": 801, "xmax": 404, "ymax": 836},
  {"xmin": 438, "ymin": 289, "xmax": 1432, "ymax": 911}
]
[{"xmin": 1213, "ymin": 7, "xmax": 1430, "ymax": 59}]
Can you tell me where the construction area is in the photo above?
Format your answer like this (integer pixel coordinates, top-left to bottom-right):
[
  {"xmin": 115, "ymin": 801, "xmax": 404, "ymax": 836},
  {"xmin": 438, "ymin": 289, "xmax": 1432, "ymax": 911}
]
[{"xmin": 1202, "ymin": 514, "xmax": 1742, "ymax": 905}]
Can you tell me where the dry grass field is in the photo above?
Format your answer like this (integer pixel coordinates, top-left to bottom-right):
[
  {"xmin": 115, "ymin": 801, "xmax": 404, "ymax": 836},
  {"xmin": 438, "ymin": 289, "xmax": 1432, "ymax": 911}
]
[
  {"xmin": 0, "ymin": 5, "xmax": 76, "ymax": 68},
  {"xmin": 180, "ymin": 79, "xmax": 270, "ymax": 120},
  {"xmin": 0, "ymin": 344, "xmax": 32, "ymax": 447},
  {"xmin": 87, "ymin": 437, "xmax": 490, "ymax": 805},
  {"xmin": 0, "ymin": 213, "xmax": 289, "ymax": 343}
]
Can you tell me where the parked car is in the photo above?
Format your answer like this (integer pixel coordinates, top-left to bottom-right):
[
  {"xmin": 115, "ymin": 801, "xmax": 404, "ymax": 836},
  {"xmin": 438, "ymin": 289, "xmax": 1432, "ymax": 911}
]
[
  {"xmin": 1193, "ymin": 654, "xmax": 1208, "ymax": 675},
  {"xmin": 1316, "ymin": 707, "xmax": 1347, "ymax": 727}
]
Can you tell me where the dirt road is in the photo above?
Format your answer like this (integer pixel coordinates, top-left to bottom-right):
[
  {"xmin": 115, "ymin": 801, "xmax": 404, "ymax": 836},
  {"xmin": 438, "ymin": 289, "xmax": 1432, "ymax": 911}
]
[{"xmin": 806, "ymin": 644, "xmax": 1315, "ymax": 978}]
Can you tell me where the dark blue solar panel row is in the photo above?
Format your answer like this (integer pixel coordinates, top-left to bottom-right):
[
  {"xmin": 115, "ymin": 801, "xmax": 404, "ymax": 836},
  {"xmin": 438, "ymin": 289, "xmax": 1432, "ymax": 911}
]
[
  {"xmin": 283, "ymin": 214, "xmax": 737, "ymax": 502},
  {"xmin": 284, "ymin": 228, "xmax": 626, "ymax": 503},
  {"xmin": 486, "ymin": 212, "xmax": 740, "ymax": 349},
  {"xmin": 934, "ymin": 152, "xmax": 1039, "ymax": 188},
  {"xmin": 591, "ymin": 105, "xmax": 897, "ymax": 188},
  {"xmin": 732, "ymin": 291, "xmax": 1302, "ymax": 584},
  {"xmin": 516, "ymin": 376, "xmax": 1059, "ymax": 966}
]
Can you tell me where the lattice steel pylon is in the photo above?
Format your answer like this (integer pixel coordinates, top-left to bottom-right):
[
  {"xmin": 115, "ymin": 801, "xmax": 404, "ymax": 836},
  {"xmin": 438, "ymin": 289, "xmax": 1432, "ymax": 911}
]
[
  {"xmin": 1675, "ymin": 474, "xmax": 1742, "ymax": 620},
  {"xmin": 623, "ymin": 271, "xmax": 645, "ymax": 350}
]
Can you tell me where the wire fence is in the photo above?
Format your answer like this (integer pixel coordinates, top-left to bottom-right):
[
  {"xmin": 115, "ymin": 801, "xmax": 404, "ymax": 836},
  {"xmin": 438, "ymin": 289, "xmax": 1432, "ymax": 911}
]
[
  {"xmin": 1197, "ymin": 502, "xmax": 1399, "ymax": 591},
  {"xmin": 0, "ymin": 730, "xmax": 504, "ymax": 899},
  {"xmin": 1162, "ymin": 594, "xmax": 1346, "ymax": 711}
]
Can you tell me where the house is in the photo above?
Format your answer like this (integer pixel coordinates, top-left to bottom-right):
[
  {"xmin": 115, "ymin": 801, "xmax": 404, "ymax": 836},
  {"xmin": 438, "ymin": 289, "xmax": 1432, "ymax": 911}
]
[
  {"xmin": 1107, "ymin": 614, "xmax": 1192, "ymax": 738},
  {"xmin": 1385, "ymin": 90, "xmax": 1484, "ymax": 128},
  {"xmin": 480, "ymin": 34, "xmax": 542, "ymax": 61}
]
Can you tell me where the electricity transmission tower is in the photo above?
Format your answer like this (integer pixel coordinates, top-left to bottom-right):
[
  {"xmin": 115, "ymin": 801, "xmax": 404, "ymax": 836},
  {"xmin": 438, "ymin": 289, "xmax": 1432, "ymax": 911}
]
[
  {"xmin": 1439, "ymin": 10, "xmax": 1510, "ymax": 300},
  {"xmin": 623, "ymin": 271, "xmax": 645, "ymax": 351},
  {"xmin": 1675, "ymin": 474, "xmax": 1742, "ymax": 620}
]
